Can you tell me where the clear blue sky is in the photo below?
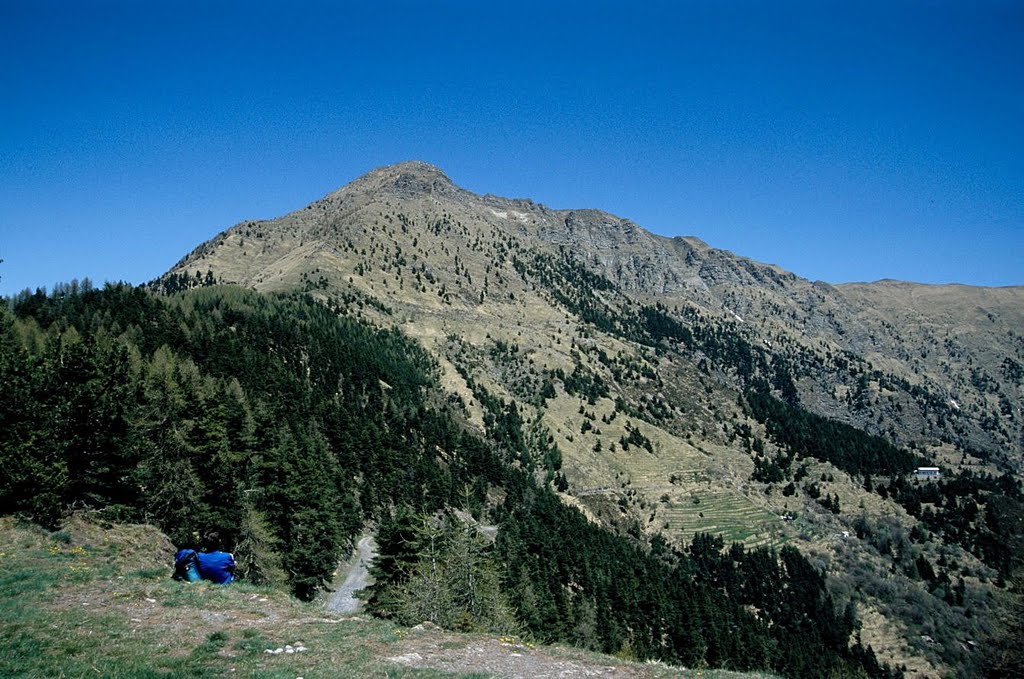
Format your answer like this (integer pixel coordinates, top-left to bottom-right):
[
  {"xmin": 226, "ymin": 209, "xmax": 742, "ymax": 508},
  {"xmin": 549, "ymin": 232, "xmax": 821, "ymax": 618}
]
[{"xmin": 2, "ymin": 0, "xmax": 1022, "ymax": 295}]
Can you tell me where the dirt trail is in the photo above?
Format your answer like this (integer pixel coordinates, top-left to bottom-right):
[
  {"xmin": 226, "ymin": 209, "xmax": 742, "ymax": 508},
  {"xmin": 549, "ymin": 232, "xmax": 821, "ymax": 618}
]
[{"xmin": 325, "ymin": 535, "xmax": 377, "ymax": 614}]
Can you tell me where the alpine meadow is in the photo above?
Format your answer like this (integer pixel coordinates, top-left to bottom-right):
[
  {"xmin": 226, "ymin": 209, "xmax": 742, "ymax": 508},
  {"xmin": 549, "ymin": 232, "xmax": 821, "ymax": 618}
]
[{"xmin": 2, "ymin": 162, "xmax": 1023, "ymax": 678}]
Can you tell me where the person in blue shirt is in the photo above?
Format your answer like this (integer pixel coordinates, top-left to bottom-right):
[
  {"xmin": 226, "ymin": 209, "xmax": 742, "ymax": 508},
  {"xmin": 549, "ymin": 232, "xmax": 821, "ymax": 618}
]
[{"xmin": 174, "ymin": 549, "xmax": 236, "ymax": 584}]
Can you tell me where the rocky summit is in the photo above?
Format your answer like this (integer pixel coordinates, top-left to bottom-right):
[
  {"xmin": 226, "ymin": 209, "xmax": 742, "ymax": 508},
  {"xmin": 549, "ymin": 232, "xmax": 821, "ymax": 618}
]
[{"xmin": 161, "ymin": 161, "xmax": 1024, "ymax": 676}]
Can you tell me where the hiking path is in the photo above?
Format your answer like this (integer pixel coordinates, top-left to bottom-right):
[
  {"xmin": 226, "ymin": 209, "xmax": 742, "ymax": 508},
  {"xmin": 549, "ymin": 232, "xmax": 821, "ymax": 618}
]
[{"xmin": 325, "ymin": 534, "xmax": 377, "ymax": 614}]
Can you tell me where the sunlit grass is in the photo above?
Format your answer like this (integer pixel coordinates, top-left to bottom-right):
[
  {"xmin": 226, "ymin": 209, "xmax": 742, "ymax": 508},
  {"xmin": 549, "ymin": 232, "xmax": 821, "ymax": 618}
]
[{"xmin": 0, "ymin": 516, "xmax": 776, "ymax": 678}]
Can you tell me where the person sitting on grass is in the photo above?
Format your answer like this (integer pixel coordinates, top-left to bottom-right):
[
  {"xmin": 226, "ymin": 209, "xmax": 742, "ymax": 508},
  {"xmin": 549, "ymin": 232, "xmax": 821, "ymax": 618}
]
[{"xmin": 173, "ymin": 549, "xmax": 236, "ymax": 584}]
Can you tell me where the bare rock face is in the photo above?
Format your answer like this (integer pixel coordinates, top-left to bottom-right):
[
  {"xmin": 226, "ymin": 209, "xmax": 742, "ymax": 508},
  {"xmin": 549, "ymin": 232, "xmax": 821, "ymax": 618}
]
[{"xmin": 360, "ymin": 161, "xmax": 461, "ymax": 198}]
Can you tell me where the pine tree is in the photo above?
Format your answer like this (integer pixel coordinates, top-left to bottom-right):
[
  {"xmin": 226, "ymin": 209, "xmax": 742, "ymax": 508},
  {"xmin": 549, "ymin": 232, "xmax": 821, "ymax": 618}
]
[
  {"xmin": 0, "ymin": 310, "xmax": 66, "ymax": 523},
  {"xmin": 234, "ymin": 501, "xmax": 287, "ymax": 586},
  {"xmin": 368, "ymin": 513, "xmax": 518, "ymax": 634}
]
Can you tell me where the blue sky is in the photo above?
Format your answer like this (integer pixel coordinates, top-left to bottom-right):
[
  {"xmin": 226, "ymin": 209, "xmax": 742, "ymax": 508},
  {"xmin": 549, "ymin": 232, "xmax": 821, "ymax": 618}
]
[{"xmin": 1, "ymin": 0, "xmax": 1022, "ymax": 295}]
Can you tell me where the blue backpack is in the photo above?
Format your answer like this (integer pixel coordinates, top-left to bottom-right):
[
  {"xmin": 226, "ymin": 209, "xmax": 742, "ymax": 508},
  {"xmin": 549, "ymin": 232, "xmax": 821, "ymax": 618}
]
[{"xmin": 173, "ymin": 549, "xmax": 201, "ymax": 582}]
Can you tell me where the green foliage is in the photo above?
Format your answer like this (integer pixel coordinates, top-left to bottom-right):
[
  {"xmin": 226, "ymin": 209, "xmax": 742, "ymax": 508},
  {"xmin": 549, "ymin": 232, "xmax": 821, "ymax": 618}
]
[
  {"xmin": 365, "ymin": 512, "xmax": 518, "ymax": 634},
  {"xmin": 982, "ymin": 570, "xmax": 1024, "ymax": 677},
  {"xmin": 0, "ymin": 282, "xmax": 892, "ymax": 676},
  {"xmin": 493, "ymin": 483, "xmax": 891, "ymax": 677},
  {"xmin": 364, "ymin": 508, "xmax": 422, "ymax": 617},
  {"xmin": 555, "ymin": 363, "xmax": 610, "ymax": 401},
  {"xmin": 233, "ymin": 503, "xmax": 287, "ymax": 587},
  {"xmin": 886, "ymin": 470, "xmax": 1024, "ymax": 578},
  {"xmin": 0, "ymin": 284, "xmax": 481, "ymax": 599},
  {"xmin": 752, "ymin": 457, "xmax": 785, "ymax": 484}
]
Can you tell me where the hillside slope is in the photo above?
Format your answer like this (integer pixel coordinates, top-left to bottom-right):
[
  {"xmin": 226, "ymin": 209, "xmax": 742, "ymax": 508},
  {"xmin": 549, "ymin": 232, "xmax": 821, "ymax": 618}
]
[
  {"xmin": 2, "ymin": 284, "xmax": 882, "ymax": 677},
  {"xmin": 166, "ymin": 161, "xmax": 1023, "ymax": 467},
  {"xmin": 156, "ymin": 161, "xmax": 1024, "ymax": 677}
]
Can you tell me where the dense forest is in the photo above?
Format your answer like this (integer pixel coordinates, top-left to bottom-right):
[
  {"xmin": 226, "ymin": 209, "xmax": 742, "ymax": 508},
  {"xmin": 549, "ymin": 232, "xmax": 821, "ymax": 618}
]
[{"xmin": 1, "ymin": 282, "xmax": 898, "ymax": 676}]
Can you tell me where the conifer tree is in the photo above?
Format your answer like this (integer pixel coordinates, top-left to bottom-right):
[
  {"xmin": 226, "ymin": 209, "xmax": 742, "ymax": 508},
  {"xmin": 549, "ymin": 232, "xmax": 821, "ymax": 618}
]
[
  {"xmin": 367, "ymin": 512, "xmax": 518, "ymax": 634},
  {"xmin": 234, "ymin": 501, "xmax": 287, "ymax": 586}
]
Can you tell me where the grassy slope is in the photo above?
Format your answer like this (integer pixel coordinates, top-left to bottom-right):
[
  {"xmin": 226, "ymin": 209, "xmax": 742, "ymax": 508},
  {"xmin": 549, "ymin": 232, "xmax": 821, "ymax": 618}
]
[{"xmin": 0, "ymin": 515, "xmax": 774, "ymax": 679}]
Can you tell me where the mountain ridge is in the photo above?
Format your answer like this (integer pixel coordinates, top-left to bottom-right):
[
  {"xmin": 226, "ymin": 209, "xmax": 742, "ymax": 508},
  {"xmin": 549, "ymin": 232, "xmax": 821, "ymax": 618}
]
[{"xmin": 163, "ymin": 161, "xmax": 1023, "ymax": 477}]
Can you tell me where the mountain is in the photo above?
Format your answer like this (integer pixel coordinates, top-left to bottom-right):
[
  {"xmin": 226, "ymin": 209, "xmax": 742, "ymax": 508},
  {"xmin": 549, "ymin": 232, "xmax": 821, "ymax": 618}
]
[
  {"xmin": 3, "ymin": 160, "xmax": 1013, "ymax": 677},
  {"xmin": 1, "ymin": 283, "xmax": 881, "ymax": 677},
  {"xmin": 157, "ymin": 161, "xmax": 1024, "ymax": 675},
  {"xmin": 167, "ymin": 160, "xmax": 1023, "ymax": 465}
]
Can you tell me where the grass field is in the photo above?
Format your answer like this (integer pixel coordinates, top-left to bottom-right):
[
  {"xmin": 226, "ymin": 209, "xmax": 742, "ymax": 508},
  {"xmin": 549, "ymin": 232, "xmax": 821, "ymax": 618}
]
[
  {"xmin": 0, "ymin": 516, "xmax": 412, "ymax": 678},
  {"xmin": 0, "ymin": 514, "xmax": 777, "ymax": 679},
  {"xmin": 544, "ymin": 389, "xmax": 787, "ymax": 551}
]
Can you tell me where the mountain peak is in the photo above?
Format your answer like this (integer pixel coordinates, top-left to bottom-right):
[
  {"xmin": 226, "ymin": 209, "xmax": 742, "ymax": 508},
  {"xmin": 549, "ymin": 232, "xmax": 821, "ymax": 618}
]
[
  {"xmin": 346, "ymin": 160, "xmax": 459, "ymax": 198},
  {"xmin": 372, "ymin": 160, "xmax": 451, "ymax": 180}
]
